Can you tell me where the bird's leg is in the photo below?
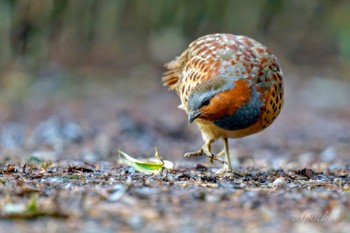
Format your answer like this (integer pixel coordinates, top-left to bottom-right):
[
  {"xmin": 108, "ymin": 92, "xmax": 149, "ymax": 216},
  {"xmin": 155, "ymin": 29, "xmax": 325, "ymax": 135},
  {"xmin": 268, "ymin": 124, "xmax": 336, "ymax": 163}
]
[
  {"xmin": 224, "ymin": 138, "xmax": 233, "ymax": 171},
  {"xmin": 216, "ymin": 138, "xmax": 233, "ymax": 174},
  {"xmin": 184, "ymin": 139, "xmax": 227, "ymax": 164}
]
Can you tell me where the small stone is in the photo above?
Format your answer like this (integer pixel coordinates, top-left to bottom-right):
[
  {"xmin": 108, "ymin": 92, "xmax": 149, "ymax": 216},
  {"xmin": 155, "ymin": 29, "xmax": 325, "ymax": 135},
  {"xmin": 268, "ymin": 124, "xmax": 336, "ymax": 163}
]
[
  {"xmin": 165, "ymin": 174, "xmax": 175, "ymax": 182},
  {"xmin": 273, "ymin": 177, "xmax": 287, "ymax": 189},
  {"xmin": 3, "ymin": 203, "xmax": 26, "ymax": 214},
  {"xmin": 195, "ymin": 164, "xmax": 208, "ymax": 172},
  {"xmin": 205, "ymin": 194, "xmax": 221, "ymax": 203},
  {"xmin": 127, "ymin": 215, "xmax": 144, "ymax": 230},
  {"xmin": 333, "ymin": 178, "xmax": 343, "ymax": 186},
  {"xmin": 344, "ymin": 184, "xmax": 350, "ymax": 191},
  {"xmin": 288, "ymin": 171, "xmax": 296, "ymax": 178},
  {"xmin": 107, "ymin": 184, "xmax": 127, "ymax": 202},
  {"xmin": 288, "ymin": 183, "xmax": 298, "ymax": 189},
  {"xmin": 134, "ymin": 187, "xmax": 159, "ymax": 196},
  {"xmin": 296, "ymin": 168, "xmax": 315, "ymax": 179}
]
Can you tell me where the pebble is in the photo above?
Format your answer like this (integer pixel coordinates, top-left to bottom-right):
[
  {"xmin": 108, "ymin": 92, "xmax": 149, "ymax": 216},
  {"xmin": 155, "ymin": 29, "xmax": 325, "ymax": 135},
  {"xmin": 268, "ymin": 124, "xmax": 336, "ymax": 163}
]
[
  {"xmin": 273, "ymin": 177, "xmax": 287, "ymax": 189},
  {"xmin": 205, "ymin": 194, "xmax": 221, "ymax": 203},
  {"xmin": 107, "ymin": 184, "xmax": 127, "ymax": 202},
  {"xmin": 134, "ymin": 187, "xmax": 159, "ymax": 196},
  {"xmin": 127, "ymin": 215, "xmax": 144, "ymax": 230},
  {"xmin": 333, "ymin": 178, "xmax": 343, "ymax": 186}
]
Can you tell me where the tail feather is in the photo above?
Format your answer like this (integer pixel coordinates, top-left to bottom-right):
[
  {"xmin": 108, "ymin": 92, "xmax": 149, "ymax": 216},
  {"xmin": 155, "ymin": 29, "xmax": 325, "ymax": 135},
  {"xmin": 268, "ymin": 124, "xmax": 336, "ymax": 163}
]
[{"xmin": 162, "ymin": 58, "xmax": 180, "ymax": 90}]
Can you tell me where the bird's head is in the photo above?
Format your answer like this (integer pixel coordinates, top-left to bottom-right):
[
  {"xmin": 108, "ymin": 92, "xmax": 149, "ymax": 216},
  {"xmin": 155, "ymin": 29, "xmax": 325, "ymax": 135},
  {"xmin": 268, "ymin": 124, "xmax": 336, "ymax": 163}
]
[{"xmin": 187, "ymin": 78, "xmax": 252, "ymax": 123}]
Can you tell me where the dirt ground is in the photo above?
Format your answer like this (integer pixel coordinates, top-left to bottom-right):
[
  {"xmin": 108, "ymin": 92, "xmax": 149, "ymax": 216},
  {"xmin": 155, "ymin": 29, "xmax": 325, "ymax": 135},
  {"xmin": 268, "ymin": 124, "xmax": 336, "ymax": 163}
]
[{"xmin": 0, "ymin": 62, "xmax": 350, "ymax": 233}]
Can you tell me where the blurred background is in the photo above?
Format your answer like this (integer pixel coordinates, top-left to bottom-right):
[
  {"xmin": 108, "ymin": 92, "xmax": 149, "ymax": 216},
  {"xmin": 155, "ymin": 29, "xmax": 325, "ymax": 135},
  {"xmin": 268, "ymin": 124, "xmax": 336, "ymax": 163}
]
[{"xmin": 0, "ymin": 0, "xmax": 350, "ymax": 167}]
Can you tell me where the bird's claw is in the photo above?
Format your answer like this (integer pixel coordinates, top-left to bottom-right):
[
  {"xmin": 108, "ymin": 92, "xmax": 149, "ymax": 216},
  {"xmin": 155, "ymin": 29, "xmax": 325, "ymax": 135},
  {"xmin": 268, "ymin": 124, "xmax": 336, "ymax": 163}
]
[
  {"xmin": 184, "ymin": 149, "xmax": 227, "ymax": 165},
  {"xmin": 215, "ymin": 164, "xmax": 233, "ymax": 175},
  {"xmin": 184, "ymin": 150, "xmax": 203, "ymax": 158}
]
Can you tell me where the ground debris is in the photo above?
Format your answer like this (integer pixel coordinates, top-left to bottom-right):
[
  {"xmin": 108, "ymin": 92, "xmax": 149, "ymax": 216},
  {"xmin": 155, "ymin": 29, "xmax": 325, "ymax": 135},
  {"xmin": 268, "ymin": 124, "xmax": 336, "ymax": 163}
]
[
  {"xmin": 0, "ymin": 160, "xmax": 349, "ymax": 232},
  {"xmin": 295, "ymin": 168, "xmax": 316, "ymax": 180}
]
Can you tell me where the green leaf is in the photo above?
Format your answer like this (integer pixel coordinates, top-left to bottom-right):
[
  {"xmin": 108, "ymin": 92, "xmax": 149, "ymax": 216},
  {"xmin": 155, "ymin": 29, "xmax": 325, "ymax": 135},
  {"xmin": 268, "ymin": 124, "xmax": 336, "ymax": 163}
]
[
  {"xmin": 118, "ymin": 149, "xmax": 173, "ymax": 174},
  {"xmin": 26, "ymin": 194, "xmax": 39, "ymax": 213},
  {"xmin": 135, "ymin": 161, "xmax": 163, "ymax": 170},
  {"xmin": 118, "ymin": 150, "xmax": 162, "ymax": 174}
]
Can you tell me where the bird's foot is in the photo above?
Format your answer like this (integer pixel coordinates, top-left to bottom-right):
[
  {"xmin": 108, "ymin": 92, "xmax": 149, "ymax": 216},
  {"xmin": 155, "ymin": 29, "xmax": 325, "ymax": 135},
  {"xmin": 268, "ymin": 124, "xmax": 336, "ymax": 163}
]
[
  {"xmin": 184, "ymin": 149, "xmax": 226, "ymax": 165},
  {"xmin": 216, "ymin": 164, "xmax": 233, "ymax": 175}
]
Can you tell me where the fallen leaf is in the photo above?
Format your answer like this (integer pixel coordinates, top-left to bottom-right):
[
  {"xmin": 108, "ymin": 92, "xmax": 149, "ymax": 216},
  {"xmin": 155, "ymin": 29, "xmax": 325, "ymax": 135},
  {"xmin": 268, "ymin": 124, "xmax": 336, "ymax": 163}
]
[{"xmin": 118, "ymin": 148, "xmax": 173, "ymax": 174}]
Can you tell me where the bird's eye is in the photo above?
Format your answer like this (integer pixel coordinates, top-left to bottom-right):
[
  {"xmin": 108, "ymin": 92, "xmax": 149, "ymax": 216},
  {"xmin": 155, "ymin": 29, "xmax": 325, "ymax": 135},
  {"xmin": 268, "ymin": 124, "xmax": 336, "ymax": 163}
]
[{"xmin": 201, "ymin": 98, "xmax": 210, "ymax": 107}]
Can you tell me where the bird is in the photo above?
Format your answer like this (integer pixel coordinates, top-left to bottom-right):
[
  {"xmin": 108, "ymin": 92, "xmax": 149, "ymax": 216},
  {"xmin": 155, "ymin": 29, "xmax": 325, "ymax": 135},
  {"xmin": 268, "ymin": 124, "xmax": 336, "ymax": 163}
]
[{"xmin": 162, "ymin": 33, "xmax": 283, "ymax": 173}]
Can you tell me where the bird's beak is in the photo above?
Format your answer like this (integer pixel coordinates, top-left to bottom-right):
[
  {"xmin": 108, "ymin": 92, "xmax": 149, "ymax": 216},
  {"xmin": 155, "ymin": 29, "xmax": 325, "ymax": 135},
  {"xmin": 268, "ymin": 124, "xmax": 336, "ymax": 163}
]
[{"xmin": 188, "ymin": 110, "xmax": 201, "ymax": 123}]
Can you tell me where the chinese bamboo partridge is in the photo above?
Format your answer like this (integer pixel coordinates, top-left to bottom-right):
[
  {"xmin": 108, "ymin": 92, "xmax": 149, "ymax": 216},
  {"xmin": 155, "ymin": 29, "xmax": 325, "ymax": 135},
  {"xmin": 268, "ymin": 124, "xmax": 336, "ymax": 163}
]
[{"xmin": 162, "ymin": 33, "xmax": 284, "ymax": 173}]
